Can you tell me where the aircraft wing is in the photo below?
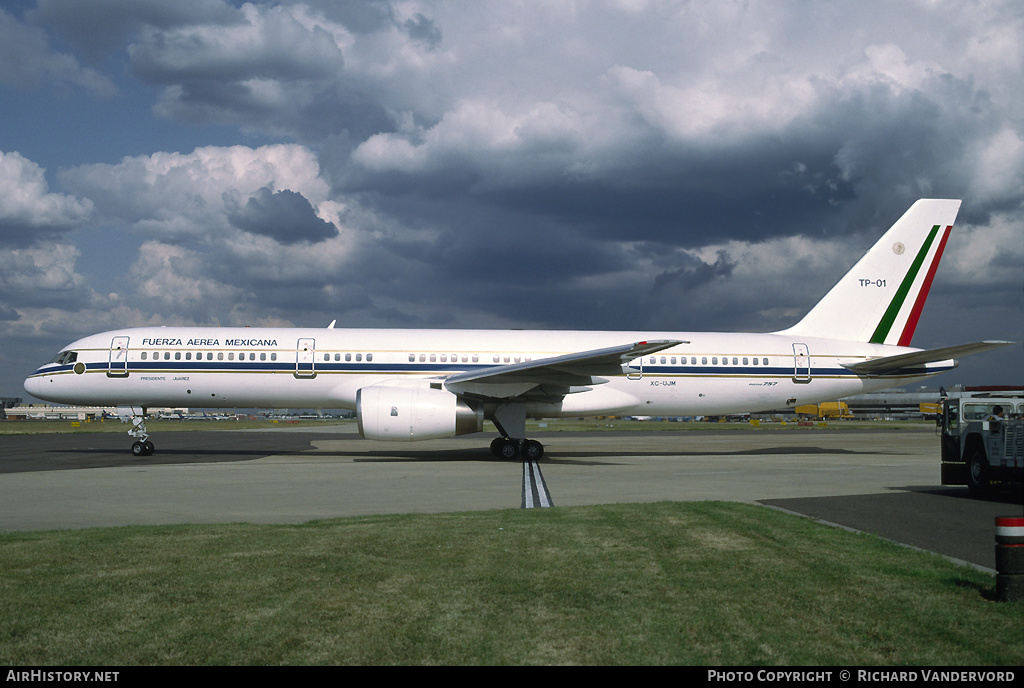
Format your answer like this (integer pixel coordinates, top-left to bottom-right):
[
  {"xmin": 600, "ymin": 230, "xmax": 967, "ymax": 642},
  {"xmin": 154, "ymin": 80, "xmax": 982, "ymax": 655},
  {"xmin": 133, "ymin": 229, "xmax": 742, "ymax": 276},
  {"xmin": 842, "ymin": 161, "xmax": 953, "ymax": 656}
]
[
  {"xmin": 842, "ymin": 340, "xmax": 1014, "ymax": 375},
  {"xmin": 444, "ymin": 339, "xmax": 684, "ymax": 400}
]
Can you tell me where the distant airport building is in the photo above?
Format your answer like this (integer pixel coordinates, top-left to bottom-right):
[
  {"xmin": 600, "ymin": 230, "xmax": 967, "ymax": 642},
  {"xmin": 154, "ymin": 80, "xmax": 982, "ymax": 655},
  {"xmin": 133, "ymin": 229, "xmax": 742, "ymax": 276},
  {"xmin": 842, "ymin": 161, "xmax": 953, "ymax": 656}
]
[{"xmin": 0, "ymin": 397, "xmax": 24, "ymax": 420}]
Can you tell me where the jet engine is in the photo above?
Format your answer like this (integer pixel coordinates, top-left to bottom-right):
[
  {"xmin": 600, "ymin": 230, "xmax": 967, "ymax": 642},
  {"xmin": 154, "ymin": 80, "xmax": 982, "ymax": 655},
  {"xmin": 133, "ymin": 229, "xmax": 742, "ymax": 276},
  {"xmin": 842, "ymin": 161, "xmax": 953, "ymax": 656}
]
[{"xmin": 357, "ymin": 385, "xmax": 483, "ymax": 441}]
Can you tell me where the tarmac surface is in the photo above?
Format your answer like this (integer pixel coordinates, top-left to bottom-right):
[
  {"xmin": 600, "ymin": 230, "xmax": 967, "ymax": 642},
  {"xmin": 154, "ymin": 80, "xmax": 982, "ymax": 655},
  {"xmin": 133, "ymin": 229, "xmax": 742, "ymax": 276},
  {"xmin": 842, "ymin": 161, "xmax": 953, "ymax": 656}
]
[{"xmin": 1, "ymin": 424, "xmax": 1021, "ymax": 571}]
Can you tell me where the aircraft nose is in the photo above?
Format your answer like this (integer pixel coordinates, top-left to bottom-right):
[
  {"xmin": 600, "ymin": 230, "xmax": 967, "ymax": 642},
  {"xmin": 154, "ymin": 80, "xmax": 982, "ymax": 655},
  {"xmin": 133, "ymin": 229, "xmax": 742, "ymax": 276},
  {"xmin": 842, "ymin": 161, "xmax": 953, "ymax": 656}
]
[{"xmin": 24, "ymin": 374, "xmax": 43, "ymax": 399}]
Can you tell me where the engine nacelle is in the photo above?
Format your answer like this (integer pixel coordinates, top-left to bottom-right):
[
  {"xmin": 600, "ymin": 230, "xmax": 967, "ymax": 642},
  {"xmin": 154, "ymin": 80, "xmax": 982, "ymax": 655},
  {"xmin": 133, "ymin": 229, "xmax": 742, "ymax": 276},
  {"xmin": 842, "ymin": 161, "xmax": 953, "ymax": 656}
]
[{"xmin": 357, "ymin": 385, "xmax": 483, "ymax": 441}]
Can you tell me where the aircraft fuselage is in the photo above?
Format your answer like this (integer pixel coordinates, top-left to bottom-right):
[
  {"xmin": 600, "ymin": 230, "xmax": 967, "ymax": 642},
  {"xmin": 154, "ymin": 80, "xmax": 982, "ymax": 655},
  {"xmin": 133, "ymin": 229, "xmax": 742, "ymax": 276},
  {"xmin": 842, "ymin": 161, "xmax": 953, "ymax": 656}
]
[{"xmin": 24, "ymin": 325, "xmax": 951, "ymax": 417}]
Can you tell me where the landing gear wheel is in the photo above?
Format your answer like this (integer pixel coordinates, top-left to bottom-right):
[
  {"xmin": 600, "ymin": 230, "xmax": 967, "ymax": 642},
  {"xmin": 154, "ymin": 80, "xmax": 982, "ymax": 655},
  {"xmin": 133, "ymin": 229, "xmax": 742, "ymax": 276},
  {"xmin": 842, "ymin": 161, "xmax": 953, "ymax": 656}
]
[
  {"xmin": 127, "ymin": 407, "xmax": 153, "ymax": 456},
  {"xmin": 499, "ymin": 439, "xmax": 520, "ymax": 460},
  {"xmin": 522, "ymin": 439, "xmax": 544, "ymax": 460},
  {"xmin": 488, "ymin": 438, "xmax": 519, "ymax": 459}
]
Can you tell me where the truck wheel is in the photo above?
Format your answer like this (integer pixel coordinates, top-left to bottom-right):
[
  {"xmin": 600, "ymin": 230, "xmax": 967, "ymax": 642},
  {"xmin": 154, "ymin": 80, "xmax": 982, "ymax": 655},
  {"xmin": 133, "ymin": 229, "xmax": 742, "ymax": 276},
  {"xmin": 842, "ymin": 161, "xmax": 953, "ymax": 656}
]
[{"xmin": 966, "ymin": 445, "xmax": 989, "ymax": 497}]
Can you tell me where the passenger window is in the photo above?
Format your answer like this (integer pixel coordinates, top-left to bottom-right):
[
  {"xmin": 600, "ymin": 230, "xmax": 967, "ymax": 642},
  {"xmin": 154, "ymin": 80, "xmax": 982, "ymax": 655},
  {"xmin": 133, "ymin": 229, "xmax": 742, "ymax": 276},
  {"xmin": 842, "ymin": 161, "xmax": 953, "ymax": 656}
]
[
  {"xmin": 441, "ymin": 354, "xmax": 447, "ymax": 363},
  {"xmin": 260, "ymin": 353, "xmax": 266, "ymax": 361},
  {"xmin": 367, "ymin": 353, "xmax": 373, "ymax": 362},
  {"xmin": 763, "ymin": 358, "xmax": 768, "ymax": 366},
  {"xmin": 175, "ymin": 352, "xmax": 181, "ymax": 360},
  {"xmin": 409, "ymin": 354, "xmax": 415, "ymax": 362},
  {"xmin": 473, "ymin": 355, "xmax": 479, "ymax": 363},
  {"xmin": 228, "ymin": 353, "xmax": 234, "ymax": 361},
  {"xmin": 702, "ymin": 357, "xmax": 707, "ymax": 365},
  {"xmin": 185, "ymin": 352, "xmax": 191, "ymax": 360},
  {"xmin": 712, "ymin": 357, "xmax": 718, "ymax": 365},
  {"xmin": 752, "ymin": 357, "xmax": 758, "ymax": 365},
  {"xmin": 218, "ymin": 352, "xmax": 224, "ymax": 361},
  {"xmin": 430, "ymin": 354, "xmax": 436, "ymax": 362},
  {"xmin": 141, "ymin": 352, "xmax": 148, "ymax": 360},
  {"xmin": 345, "ymin": 353, "xmax": 352, "ymax": 362},
  {"xmin": 270, "ymin": 353, "xmax": 277, "ymax": 361},
  {"xmin": 732, "ymin": 357, "xmax": 738, "ymax": 365},
  {"xmin": 164, "ymin": 352, "xmax": 171, "ymax": 360},
  {"xmin": 356, "ymin": 353, "xmax": 362, "ymax": 362}
]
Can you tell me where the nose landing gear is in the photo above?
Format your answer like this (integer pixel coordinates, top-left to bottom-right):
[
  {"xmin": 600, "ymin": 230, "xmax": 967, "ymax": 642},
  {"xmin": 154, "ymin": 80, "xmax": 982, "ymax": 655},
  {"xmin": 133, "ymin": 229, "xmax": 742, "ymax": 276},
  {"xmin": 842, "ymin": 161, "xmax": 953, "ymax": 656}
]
[{"xmin": 128, "ymin": 407, "xmax": 155, "ymax": 456}]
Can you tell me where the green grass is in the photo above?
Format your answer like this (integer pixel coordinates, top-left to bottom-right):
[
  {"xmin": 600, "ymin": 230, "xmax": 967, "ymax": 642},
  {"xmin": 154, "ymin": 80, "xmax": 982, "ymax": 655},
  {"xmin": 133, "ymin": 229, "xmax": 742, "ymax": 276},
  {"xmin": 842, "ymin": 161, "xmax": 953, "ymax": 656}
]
[{"xmin": 1, "ymin": 502, "xmax": 1018, "ymax": 665}]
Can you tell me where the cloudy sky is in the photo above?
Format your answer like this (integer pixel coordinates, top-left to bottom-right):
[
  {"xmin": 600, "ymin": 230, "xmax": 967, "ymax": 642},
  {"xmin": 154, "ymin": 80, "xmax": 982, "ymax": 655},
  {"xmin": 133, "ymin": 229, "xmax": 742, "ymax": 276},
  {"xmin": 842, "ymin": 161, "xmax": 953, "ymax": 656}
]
[{"xmin": 2, "ymin": 0, "xmax": 1021, "ymax": 399}]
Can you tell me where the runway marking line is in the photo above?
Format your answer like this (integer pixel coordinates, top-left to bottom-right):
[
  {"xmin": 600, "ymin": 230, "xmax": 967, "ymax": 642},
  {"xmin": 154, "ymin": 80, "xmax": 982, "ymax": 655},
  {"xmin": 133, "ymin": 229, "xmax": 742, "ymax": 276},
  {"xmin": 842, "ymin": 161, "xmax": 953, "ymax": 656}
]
[{"xmin": 522, "ymin": 461, "xmax": 554, "ymax": 508}]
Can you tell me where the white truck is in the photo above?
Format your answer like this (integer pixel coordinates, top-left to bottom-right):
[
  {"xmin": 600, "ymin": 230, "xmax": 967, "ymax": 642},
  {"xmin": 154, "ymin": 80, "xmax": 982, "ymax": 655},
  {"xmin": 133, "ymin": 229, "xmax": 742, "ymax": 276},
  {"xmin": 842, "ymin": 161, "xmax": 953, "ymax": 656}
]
[{"xmin": 939, "ymin": 388, "xmax": 1024, "ymax": 496}]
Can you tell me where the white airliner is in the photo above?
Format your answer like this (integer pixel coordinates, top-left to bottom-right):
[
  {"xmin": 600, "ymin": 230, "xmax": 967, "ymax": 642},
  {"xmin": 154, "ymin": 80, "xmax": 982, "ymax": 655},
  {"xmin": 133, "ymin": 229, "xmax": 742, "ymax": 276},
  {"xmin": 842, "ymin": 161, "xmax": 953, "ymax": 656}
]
[{"xmin": 24, "ymin": 199, "xmax": 1010, "ymax": 458}]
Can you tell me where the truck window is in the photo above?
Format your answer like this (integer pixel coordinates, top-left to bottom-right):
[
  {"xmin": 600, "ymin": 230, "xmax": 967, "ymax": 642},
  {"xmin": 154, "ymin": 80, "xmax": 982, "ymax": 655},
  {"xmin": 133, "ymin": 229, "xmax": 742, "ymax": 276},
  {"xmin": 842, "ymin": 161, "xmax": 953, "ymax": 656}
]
[{"xmin": 963, "ymin": 403, "xmax": 997, "ymax": 420}]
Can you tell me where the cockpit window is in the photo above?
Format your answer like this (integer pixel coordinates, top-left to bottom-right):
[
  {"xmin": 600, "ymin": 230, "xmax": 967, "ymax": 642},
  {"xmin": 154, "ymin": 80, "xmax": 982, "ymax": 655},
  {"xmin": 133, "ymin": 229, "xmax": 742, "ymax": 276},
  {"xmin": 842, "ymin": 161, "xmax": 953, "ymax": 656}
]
[{"xmin": 48, "ymin": 351, "xmax": 78, "ymax": 365}]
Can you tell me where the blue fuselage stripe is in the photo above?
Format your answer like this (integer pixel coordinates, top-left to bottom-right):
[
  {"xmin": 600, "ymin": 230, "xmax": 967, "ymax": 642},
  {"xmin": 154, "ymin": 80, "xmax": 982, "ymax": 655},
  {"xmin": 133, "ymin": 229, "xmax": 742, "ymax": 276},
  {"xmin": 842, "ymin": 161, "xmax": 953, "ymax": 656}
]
[{"xmin": 30, "ymin": 361, "xmax": 949, "ymax": 379}]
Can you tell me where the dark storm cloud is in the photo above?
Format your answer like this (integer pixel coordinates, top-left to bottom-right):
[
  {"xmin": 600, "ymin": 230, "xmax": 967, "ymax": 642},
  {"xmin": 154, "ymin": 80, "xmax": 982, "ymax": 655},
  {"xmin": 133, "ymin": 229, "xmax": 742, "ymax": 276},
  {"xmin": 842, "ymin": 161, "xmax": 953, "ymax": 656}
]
[
  {"xmin": 403, "ymin": 14, "xmax": 442, "ymax": 49},
  {"xmin": 0, "ymin": 7, "xmax": 114, "ymax": 95},
  {"xmin": 30, "ymin": 0, "xmax": 237, "ymax": 60},
  {"xmin": 119, "ymin": 1, "xmax": 396, "ymax": 140},
  {"xmin": 353, "ymin": 65, "xmax": 1001, "ymax": 252},
  {"xmin": 0, "ymin": 219, "xmax": 71, "ymax": 248},
  {"xmin": 652, "ymin": 250, "xmax": 736, "ymax": 293},
  {"xmin": 227, "ymin": 187, "xmax": 338, "ymax": 244}
]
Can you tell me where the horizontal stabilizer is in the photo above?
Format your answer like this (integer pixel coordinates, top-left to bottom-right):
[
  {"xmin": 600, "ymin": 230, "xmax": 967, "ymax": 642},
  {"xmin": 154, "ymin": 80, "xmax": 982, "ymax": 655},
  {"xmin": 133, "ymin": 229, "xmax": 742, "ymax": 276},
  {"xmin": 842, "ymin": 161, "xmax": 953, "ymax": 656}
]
[{"xmin": 842, "ymin": 340, "xmax": 1014, "ymax": 375}]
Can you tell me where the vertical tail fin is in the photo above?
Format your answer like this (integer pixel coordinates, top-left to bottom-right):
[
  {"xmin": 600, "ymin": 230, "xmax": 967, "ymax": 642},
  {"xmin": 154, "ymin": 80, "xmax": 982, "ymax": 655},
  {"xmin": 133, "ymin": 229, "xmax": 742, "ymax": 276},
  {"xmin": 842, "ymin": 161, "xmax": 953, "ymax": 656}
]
[{"xmin": 779, "ymin": 199, "xmax": 960, "ymax": 344}]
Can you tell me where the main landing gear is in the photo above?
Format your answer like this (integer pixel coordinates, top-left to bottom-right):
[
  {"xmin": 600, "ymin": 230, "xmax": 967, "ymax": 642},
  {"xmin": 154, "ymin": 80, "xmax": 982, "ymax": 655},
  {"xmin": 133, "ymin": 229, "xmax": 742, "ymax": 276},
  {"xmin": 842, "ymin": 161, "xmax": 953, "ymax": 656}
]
[
  {"xmin": 490, "ymin": 437, "xmax": 544, "ymax": 460},
  {"xmin": 487, "ymin": 403, "xmax": 544, "ymax": 459},
  {"xmin": 128, "ymin": 407, "xmax": 155, "ymax": 456}
]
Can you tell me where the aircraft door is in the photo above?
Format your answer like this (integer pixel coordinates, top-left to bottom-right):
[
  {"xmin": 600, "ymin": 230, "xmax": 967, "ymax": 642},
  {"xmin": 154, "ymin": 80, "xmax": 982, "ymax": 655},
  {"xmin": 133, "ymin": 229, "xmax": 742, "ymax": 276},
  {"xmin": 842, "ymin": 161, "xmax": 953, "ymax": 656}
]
[
  {"xmin": 626, "ymin": 356, "xmax": 643, "ymax": 380},
  {"xmin": 792, "ymin": 343, "xmax": 811, "ymax": 383},
  {"xmin": 108, "ymin": 336, "xmax": 130, "ymax": 377},
  {"xmin": 296, "ymin": 338, "xmax": 316, "ymax": 378}
]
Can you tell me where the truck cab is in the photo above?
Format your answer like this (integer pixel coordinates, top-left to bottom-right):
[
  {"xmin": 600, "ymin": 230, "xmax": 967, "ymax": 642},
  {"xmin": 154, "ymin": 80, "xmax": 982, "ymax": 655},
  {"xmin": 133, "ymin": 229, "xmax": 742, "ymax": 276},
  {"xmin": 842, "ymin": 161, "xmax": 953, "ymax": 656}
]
[{"xmin": 939, "ymin": 387, "xmax": 1024, "ymax": 495}]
